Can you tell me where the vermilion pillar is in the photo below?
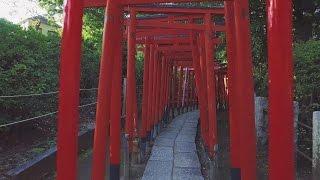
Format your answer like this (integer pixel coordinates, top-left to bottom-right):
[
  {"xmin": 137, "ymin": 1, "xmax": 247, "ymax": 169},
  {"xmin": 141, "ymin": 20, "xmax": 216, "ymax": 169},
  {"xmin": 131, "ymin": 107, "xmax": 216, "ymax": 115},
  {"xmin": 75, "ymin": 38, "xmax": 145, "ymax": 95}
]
[
  {"xmin": 109, "ymin": 7, "xmax": 123, "ymax": 179},
  {"xmin": 171, "ymin": 66, "xmax": 177, "ymax": 118},
  {"xmin": 204, "ymin": 13, "xmax": 217, "ymax": 156},
  {"xmin": 132, "ymin": 65, "xmax": 138, "ymax": 137},
  {"xmin": 198, "ymin": 33, "xmax": 209, "ymax": 148},
  {"xmin": 154, "ymin": 55, "xmax": 160, "ymax": 124},
  {"xmin": 92, "ymin": 1, "xmax": 122, "ymax": 179},
  {"xmin": 267, "ymin": 0, "xmax": 295, "ymax": 179},
  {"xmin": 147, "ymin": 44, "xmax": 155, "ymax": 134},
  {"xmin": 151, "ymin": 47, "xmax": 158, "ymax": 133},
  {"xmin": 225, "ymin": 1, "xmax": 241, "ymax": 177},
  {"xmin": 185, "ymin": 69, "xmax": 191, "ymax": 110},
  {"xmin": 191, "ymin": 32, "xmax": 207, "ymax": 145},
  {"xmin": 141, "ymin": 39, "xmax": 150, "ymax": 139},
  {"xmin": 160, "ymin": 57, "xmax": 168, "ymax": 117},
  {"xmin": 57, "ymin": 0, "xmax": 83, "ymax": 179},
  {"xmin": 182, "ymin": 68, "xmax": 188, "ymax": 108},
  {"xmin": 155, "ymin": 56, "xmax": 162, "ymax": 123},
  {"xmin": 125, "ymin": 9, "xmax": 137, "ymax": 150},
  {"xmin": 178, "ymin": 66, "xmax": 184, "ymax": 114},
  {"xmin": 163, "ymin": 58, "xmax": 169, "ymax": 113},
  {"xmin": 234, "ymin": 0, "xmax": 257, "ymax": 179}
]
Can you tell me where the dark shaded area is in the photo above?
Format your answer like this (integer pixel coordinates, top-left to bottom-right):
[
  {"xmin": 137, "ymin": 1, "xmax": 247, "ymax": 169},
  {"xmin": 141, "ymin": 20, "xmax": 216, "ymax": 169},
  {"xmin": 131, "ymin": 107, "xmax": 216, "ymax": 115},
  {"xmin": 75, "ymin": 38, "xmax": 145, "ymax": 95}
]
[{"xmin": 196, "ymin": 111, "xmax": 312, "ymax": 179}]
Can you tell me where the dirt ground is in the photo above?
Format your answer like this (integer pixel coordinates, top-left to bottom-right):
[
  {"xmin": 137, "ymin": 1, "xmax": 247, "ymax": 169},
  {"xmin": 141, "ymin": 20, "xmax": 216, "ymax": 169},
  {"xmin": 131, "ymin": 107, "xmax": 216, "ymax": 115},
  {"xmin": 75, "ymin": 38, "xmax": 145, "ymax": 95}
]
[{"xmin": 0, "ymin": 106, "xmax": 96, "ymax": 179}]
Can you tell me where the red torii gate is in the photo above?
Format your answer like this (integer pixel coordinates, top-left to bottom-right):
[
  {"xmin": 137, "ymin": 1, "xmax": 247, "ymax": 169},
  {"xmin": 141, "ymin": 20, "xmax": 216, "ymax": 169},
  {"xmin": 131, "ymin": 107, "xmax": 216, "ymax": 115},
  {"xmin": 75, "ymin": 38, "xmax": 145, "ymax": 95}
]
[{"xmin": 57, "ymin": 1, "xmax": 294, "ymax": 180}]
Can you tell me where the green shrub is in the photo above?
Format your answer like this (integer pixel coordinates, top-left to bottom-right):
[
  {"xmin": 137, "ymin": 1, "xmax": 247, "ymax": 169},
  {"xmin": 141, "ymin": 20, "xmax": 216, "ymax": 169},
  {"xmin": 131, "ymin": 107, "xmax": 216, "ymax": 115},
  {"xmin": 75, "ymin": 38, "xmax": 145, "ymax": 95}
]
[
  {"xmin": 294, "ymin": 40, "xmax": 320, "ymax": 113},
  {"xmin": 0, "ymin": 19, "xmax": 59, "ymax": 121},
  {"xmin": 0, "ymin": 19, "xmax": 100, "ymax": 125}
]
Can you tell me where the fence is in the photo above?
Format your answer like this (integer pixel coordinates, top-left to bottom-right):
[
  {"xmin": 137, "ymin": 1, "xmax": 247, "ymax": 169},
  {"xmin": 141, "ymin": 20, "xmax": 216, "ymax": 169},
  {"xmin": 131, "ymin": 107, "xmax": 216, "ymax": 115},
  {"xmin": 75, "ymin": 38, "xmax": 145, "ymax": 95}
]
[
  {"xmin": 0, "ymin": 88, "xmax": 98, "ymax": 128},
  {"xmin": 255, "ymin": 96, "xmax": 320, "ymax": 177}
]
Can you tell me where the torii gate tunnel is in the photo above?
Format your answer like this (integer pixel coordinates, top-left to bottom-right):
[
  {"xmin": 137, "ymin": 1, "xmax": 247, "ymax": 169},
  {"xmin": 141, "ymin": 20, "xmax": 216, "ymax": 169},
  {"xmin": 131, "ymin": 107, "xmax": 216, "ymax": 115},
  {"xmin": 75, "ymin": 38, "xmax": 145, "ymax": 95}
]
[{"xmin": 57, "ymin": 0, "xmax": 294, "ymax": 180}]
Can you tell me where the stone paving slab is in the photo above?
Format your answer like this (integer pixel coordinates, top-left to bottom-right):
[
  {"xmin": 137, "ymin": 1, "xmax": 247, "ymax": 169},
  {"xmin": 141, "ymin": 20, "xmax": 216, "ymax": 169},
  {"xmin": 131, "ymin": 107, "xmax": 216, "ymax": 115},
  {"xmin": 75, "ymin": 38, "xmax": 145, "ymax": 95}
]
[
  {"xmin": 142, "ymin": 160, "xmax": 173, "ymax": 180},
  {"xmin": 154, "ymin": 138, "xmax": 175, "ymax": 147},
  {"xmin": 175, "ymin": 134, "xmax": 195, "ymax": 143},
  {"xmin": 184, "ymin": 121, "xmax": 198, "ymax": 126},
  {"xmin": 172, "ymin": 167, "xmax": 204, "ymax": 180},
  {"xmin": 174, "ymin": 152, "xmax": 201, "ymax": 168},
  {"xmin": 174, "ymin": 142, "xmax": 197, "ymax": 153},
  {"xmin": 158, "ymin": 131, "xmax": 179, "ymax": 139},
  {"xmin": 142, "ymin": 111, "xmax": 203, "ymax": 180},
  {"xmin": 149, "ymin": 146, "xmax": 173, "ymax": 161},
  {"xmin": 179, "ymin": 129, "xmax": 197, "ymax": 136}
]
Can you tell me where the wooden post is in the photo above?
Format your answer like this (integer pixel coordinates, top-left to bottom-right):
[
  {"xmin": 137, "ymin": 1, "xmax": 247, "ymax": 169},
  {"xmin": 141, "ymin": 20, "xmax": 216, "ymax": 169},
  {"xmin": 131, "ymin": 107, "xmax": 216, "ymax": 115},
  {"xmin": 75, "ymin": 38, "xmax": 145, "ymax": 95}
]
[
  {"xmin": 233, "ymin": 0, "xmax": 257, "ymax": 178},
  {"xmin": 225, "ymin": 1, "xmax": 241, "ymax": 177},
  {"xmin": 125, "ymin": 9, "xmax": 137, "ymax": 151},
  {"xmin": 204, "ymin": 13, "xmax": 217, "ymax": 156},
  {"xmin": 92, "ymin": 1, "xmax": 122, "ymax": 179},
  {"xmin": 57, "ymin": 0, "xmax": 83, "ymax": 179},
  {"xmin": 267, "ymin": 0, "xmax": 295, "ymax": 179},
  {"xmin": 110, "ymin": 7, "xmax": 124, "ymax": 179}
]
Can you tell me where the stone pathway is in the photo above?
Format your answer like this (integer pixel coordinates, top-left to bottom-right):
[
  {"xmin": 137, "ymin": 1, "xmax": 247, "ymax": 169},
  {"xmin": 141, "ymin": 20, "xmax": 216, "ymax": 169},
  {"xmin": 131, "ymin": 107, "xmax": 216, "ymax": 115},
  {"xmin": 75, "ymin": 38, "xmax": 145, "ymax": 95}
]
[{"xmin": 142, "ymin": 111, "xmax": 204, "ymax": 180}]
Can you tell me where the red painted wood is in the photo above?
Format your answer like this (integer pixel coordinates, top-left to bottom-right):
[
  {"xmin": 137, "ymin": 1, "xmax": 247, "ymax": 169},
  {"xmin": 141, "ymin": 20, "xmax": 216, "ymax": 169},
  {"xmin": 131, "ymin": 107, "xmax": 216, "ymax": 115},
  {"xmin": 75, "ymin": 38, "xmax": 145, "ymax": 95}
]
[
  {"xmin": 154, "ymin": 57, "xmax": 160, "ymax": 123},
  {"xmin": 141, "ymin": 41, "xmax": 150, "ymax": 138},
  {"xmin": 84, "ymin": 0, "xmax": 231, "ymax": 7},
  {"xmin": 147, "ymin": 44, "xmax": 155, "ymax": 132},
  {"xmin": 233, "ymin": 0, "xmax": 257, "ymax": 179},
  {"xmin": 109, "ymin": 6, "xmax": 123, "ymax": 168},
  {"xmin": 171, "ymin": 66, "xmax": 177, "ymax": 116},
  {"xmin": 225, "ymin": 0, "xmax": 241, "ymax": 167},
  {"xmin": 198, "ymin": 33, "xmax": 209, "ymax": 148},
  {"xmin": 125, "ymin": 9, "xmax": 137, "ymax": 148},
  {"xmin": 204, "ymin": 13, "xmax": 217, "ymax": 156},
  {"xmin": 178, "ymin": 66, "xmax": 184, "ymax": 110},
  {"xmin": 126, "ymin": 6, "xmax": 225, "ymax": 14},
  {"xmin": 191, "ymin": 32, "xmax": 206, "ymax": 144},
  {"xmin": 136, "ymin": 21, "xmax": 225, "ymax": 32},
  {"xmin": 159, "ymin": 57, "xmax": 166, "ymax": 119},
  {"xmin": 123, "ymin": 0, "xmax": 231, "ymax": 5},
  {"xmin": 91, "ymin": 1, "xmax": 122, "ymax": 179},
  {"xmin": 267, "ymin": 0, "xmax": 295, "ymax": 179},
  {"xmin": 136, "ymin": 29, "xmax": 191, "ymax": 38},
  {"xmin": 132, "ymin": 65, "xmax": 138, "ymax": 137},
  {"xmin": 57, "ymin": 0, "xmax": 83, "ymax": 179},
  {"xmin": 151, "ymin": 47, "xmax": 158, "ymax": 127}
]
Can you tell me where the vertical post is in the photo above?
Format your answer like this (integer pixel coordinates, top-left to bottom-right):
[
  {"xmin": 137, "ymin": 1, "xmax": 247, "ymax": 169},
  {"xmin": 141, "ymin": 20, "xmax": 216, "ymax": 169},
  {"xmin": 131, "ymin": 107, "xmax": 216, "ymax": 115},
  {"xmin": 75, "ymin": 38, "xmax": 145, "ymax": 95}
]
[
  {"xmin": 190, "ymin": 71, "xmax": 195, "ymax": 110},
  {"xmin": 57, "ymin": 0, "xmax": 83, "ymax": 179},
  {"xmin": 225, "ymin": 1, "xmax": 241, "ymax": 178},
  {"xmin": 151, "ymin": 48, "xmax": 158, "ymax": 137},
  {"xmin": 92, "ymin": 1, "xmax": 122, "ymax": 179},
  {"xmin": 178, "ymin": 66, "xmax": 184, "ymax": 114},
  {"xmin": 313, "ymin": 111, "xmax": 320, "ymax": 178},
  {"xmin": 160, "ymin": 57, "xmax": 167, "ymax": 120},
  {"xmin": 155, "ymin": 56, "xmax": 162, "ymax": 124},
  {"xmin": 163, "ymin": 58, "xmax": 169, "ymax": 115},
  {"xmin": 267, "ymin": 0, "xmax": 294, "ymax": 179},
  {"xmin": 198, "ymin": 33, "xmax": 209, "ymax": 148},
  {"xmin": 186, "ymin": 70, "xmax": 191, "ymax": 111},
  {"xmin": 132, "ymin": 67, "xmax": 138, "ymax": 137},
  {"xmin": 141, "ymin": 39, "xmax": 150, "ymax": 140},
  {"xmin": 233, "ymin": 0, "xmax": 257, "ymax": 179},
  {"xmin": 122, "ymin": 78, "xmax": 127, "ymax": 116},
  {"xmin": 182, "ymin": 68, "xmax": 188, "ymax": 108},
  {"xmin": 109, "ymin": 8, "xmax": 123, "ymax": 179},
  {"xmin": 147, "ymin": 44, "xmax": 155, "ymax": 136},
  {"xmin": 125, "ymin": 8, "xmax": 137, "ymax": 151},
  {"xmin": 191, "ymin": 32, "xmax": 207, "ymax": 146},
  {"xmin": 204, "ymin": 13, "xmax": 217, "ymax": 156},
  {"xmin": 171, "ymin": 66, "xmax": 177, "ymax": 118}
]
